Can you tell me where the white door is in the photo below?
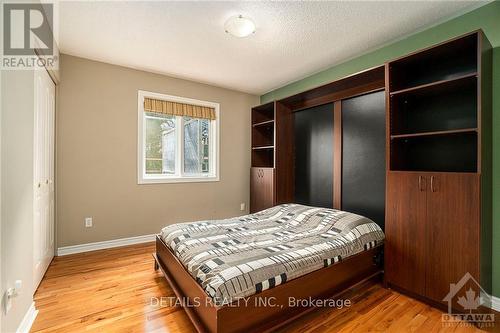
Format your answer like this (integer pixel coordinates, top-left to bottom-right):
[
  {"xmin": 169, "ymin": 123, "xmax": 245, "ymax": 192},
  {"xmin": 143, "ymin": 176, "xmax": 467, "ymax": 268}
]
[{"xmin": 33, "ymin": 68, "xmax": 55, "ymax": 289}]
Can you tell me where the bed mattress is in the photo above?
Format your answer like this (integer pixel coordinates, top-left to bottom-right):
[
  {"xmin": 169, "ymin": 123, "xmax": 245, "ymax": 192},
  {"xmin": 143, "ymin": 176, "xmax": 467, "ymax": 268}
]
[{"xmin": 160, "ymin": 204, "xmax": 385, "ymax": 304}]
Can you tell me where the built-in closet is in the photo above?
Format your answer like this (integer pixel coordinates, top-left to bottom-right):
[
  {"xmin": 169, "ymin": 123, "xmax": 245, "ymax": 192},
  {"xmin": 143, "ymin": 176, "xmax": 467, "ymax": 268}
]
[
  {"xmin": 250, "ymin": 29, "xmax": 492, "ymax": 314},
  {"xmin": 250, "ymin": 66, "xmax": 386, "ymax": 229}
]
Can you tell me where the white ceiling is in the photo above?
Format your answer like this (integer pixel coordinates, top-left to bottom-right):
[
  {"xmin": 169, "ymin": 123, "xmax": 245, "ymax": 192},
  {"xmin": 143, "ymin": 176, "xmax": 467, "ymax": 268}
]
[{"xmin": 58, "ymin": 1, "xmax": 483, "ymax": 95}]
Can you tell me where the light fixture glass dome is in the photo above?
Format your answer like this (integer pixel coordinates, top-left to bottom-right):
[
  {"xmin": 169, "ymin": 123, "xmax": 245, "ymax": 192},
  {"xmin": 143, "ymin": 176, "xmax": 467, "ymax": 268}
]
[{"xmin": 224, "ymin": 15, "xmax": 255, "ymax": 38}]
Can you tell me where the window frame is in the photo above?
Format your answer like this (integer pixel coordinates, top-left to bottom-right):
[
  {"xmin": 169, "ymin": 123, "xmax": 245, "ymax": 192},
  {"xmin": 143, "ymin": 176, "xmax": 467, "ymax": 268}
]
[{"xmin": 137, "ymin": 90, "xmax": 220, "ymax": 184}]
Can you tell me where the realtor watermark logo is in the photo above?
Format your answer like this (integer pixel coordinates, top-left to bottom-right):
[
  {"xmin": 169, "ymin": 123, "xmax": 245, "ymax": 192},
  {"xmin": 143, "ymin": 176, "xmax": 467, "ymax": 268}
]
[
  {"xmin": 442, "ymin": 272, "xmax": 495, "ymax": 328},
  {"xmin": 1, "ymin": 2, "xmax": 58, "ymax": 69}
]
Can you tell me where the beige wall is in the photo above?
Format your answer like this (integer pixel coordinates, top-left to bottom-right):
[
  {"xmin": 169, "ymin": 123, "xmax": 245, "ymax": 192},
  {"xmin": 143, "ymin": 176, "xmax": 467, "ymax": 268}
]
[
  {"xmin": 57, "ymin": 54, "xmax": 258, "ymax": 247},
  {"xmin": 1, "ymin": 69, "xmax": 36, "ymax": 333}
]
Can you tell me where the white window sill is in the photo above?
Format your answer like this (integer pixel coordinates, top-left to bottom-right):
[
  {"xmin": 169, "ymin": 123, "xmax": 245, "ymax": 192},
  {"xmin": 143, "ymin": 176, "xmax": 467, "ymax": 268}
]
[{"xmin": 138, "ymin": 175, "xmax": 219, "ymax": 184}]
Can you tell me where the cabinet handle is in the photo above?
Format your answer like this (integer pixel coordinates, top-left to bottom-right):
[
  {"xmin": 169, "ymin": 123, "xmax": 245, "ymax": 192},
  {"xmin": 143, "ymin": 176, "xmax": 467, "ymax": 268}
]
[
  {"xmin": 418, "ymin": 176, "xmax": 424, "ymax": 191},
  {"xmin": 431, "ymin": 176, "xmax": 436, "ymax": 192}
]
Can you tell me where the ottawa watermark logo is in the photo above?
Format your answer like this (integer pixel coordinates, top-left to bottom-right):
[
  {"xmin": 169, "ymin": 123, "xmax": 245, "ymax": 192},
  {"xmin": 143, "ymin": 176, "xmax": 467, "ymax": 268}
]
[
  {"xmin": 442, "ymin": 272, "xmax": 495, "ymax": 328},
  {"xmin": 1, "ymin": 2, "xmax": 58, "ymax": 69}
]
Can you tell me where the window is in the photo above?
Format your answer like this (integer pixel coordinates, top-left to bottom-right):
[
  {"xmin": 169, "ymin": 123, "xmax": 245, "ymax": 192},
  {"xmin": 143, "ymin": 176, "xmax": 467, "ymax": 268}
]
[{"xmin": 138, "ymin": 91, "xmax": 219, "ymax": 184}]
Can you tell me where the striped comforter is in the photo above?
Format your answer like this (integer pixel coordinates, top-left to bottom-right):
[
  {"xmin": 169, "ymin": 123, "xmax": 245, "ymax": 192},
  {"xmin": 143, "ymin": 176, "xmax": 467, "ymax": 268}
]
[{"xmin": 160, "ymin": 204, "xmax": 384, "ymax": 304}]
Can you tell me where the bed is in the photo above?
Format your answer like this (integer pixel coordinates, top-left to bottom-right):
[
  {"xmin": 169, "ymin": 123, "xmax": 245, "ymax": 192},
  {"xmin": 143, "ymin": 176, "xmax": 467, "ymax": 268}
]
[{"xmin": 154, "ymin": 204, "xmax": 385, "ymax": 333}]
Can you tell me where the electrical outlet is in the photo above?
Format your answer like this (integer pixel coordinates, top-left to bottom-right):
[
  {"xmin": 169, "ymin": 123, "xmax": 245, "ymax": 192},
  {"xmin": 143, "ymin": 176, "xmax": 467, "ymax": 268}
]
[
  {"xmin": 240, "ymin": 203, "xmax": 246, "ymax": 211},
  {"xmin": 14, "ymin": 280, "xmax": 22, "ymax": 293},
  {"xmin": 85, "ymin": 217, "xmax": 93, "ymax": 228}
]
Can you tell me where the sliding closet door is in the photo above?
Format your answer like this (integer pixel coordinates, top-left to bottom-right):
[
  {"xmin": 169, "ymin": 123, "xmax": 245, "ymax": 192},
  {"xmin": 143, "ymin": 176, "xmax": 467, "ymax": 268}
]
[
  {"xmin": 341, "ymin": 91, "xmax": 385, "ymax": 227},
  {"xmin": 294, "ymin": 103, "xmax": 334, "ymax": 208}
]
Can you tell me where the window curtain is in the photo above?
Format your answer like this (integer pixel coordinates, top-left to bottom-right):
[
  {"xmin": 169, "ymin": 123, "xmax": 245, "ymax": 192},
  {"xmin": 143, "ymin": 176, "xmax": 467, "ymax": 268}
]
[{"xmin": 144, "ymin": 97, "xmax": 216, "ymax": 120}]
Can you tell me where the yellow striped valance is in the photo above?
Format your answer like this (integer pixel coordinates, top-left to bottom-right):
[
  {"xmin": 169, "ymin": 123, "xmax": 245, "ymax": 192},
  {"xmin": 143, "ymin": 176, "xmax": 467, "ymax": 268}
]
[{"xmin": 144, "ymin": 97, "xmax": 216, "ymax": 120}]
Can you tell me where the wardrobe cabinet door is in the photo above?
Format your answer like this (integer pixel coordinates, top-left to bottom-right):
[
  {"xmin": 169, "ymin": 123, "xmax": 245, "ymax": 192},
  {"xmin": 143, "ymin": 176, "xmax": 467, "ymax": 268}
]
[
  {"xmin": 250, "ymin": 168, "xmax": 275, "ymax": 213},
  {"xmin": 385, "ymin": 172, "xmax": 427, "ymax": 295},
  {"xmin": 293, "ymin": 103, "xmax": 334, "ymax": 208},
  {"xmin": 342, "ymin": 91, "xmax": 385, "ymax": 228},
  {"xmin": 425, "ymin": 173, "xmax": 480, "ymax": 304}
]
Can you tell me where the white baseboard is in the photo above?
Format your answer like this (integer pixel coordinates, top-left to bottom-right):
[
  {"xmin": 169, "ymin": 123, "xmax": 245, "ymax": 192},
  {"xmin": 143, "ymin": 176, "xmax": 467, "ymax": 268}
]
[
  {"xmin": 57, "ymin": 233, "xmax": 157, "ymax": 256},
  {"xmin": 481, "ymin": 291, "xmax": 500, "ymax": 312},
  {"xmin": 16, "ymin": 302, "xmax": 38, "ymax": 333},
  {"xmin": 492, "ymin": 295, "xmax": 500, "ymax": 312}
]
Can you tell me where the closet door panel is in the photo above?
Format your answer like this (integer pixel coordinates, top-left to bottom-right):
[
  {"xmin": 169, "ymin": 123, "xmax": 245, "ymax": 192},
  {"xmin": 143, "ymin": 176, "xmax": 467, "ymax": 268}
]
[
  {"xmin": 425, "ymin": 173, "xmax": 480, "ymax": 304},
  {"xmin": 33, "ymin": 69, "xmax": 55, "ymax": 290},
  {"xmin": 294, "ymin": 103, "xmax": 334, "ymax": 208},
  {"xmin": 385, "ymin": 172, "xmax": 427, "ymax": 295},
  {"xmin": 341, "ymin": 91, "xmax": 385, "ymax": 228}
]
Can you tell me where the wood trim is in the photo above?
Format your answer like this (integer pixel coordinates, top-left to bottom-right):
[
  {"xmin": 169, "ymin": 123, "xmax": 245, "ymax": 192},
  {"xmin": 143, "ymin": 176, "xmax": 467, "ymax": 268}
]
[
  {"xmin": 384, "ymin": 64, "xmax": 391, "ymax": 174},
  {"xmin": 289, "ymin": 81, "xmax": 385, "ymax": 112},
  {"xmin": 155, "ymin": 236, "xmax": 383, "ymax": 333},
  {"xmin": 252, "ymin": 119, "xmax": 274, "ymax": 127},
  {"xmin": 276, "ymin": 65, "xmax": 385, "ymax": 110},
  {"xmin": 477, "ymin": 30, "xmax": 484, "ymax": 173},
  {"xmin": 275, "ymin": 101, "xmax": 294, "ymax": 204},
  {"xmin": 252, "ymin": 145, "xmax": 274, "ymax": 150},
  {"xmin": 333, "ymin": 101, "xmax": 342, "ymax": 209},
  {"xmin": 273, "ymin": 101, "xmax": 277, "ymax": 168},
  {"xmin": 390, "ymin": 128, "xmax": 477, "ymax": 139},
  {"xmin": 477, "ymin": 28, "xmax": 493, "ymax": 292}
]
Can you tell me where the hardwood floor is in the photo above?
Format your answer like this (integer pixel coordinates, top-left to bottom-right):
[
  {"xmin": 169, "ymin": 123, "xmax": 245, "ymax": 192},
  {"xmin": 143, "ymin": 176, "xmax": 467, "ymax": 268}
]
[{"xmin": 32, "ymin": 243, "xmax": 498, "ymax": 333}]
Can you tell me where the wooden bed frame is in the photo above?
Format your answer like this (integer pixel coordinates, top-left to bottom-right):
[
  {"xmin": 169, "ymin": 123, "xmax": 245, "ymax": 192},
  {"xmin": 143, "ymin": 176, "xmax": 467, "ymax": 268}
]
[{"xmin": 154, "ymin": 235, "xmax": 383, "ymax": 333}]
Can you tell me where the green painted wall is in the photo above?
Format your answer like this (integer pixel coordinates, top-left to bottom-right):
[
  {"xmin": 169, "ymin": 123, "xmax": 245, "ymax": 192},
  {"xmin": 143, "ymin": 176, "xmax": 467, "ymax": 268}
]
[{"xmin": 261, "ymin": 1, "xmax": 500, "ymax": 297}]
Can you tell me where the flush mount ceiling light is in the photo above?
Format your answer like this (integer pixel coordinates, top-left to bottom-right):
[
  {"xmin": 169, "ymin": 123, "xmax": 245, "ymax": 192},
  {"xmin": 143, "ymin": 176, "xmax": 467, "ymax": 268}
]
[{"xmin": 224, "ymin": 15, "xmax": 255, "ymax": 38}]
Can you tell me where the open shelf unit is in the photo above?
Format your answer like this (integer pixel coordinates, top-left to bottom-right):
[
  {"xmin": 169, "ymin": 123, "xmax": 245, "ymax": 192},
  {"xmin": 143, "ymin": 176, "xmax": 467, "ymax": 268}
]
[
  {"xmin": 388, "ymin": 33, "xmax": 478, "ymax": 92},
  {"xmin": 251, "ymin": 102, "xmax": 275, "ymax": 167},
  {"xmin": 387, "ymin": 32, "xmax": 481, "ymax": 173},
  {"xmin": 391, "ymin": 131, "xmax": 478, "ymax": 172}
]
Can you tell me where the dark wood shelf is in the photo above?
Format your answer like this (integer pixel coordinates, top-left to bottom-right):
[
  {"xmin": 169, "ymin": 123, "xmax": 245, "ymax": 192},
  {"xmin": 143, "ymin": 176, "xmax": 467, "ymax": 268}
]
[
  {"xmin": 390, "ymin": 128, "xmax": 477, "ymax": 140},
  {"xmin": 252, "ymin": 119, "xmax": 274, "ymax": 127},
  {"xmin": 252, "ymin": 102, "xmax": 275, "ymax": 125},
  {"xmin": 252, "ymin": 145, "xmax": 275, "ymax": 150},
  {"xmin": 389, "ymin": 72, "xmax": 477, "ymax": 96}
]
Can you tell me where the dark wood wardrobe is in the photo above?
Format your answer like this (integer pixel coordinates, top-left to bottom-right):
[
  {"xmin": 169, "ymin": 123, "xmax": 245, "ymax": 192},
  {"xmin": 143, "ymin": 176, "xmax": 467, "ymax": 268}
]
[
  {"xmin": 385, "ymin": 31, "xmax": 492, "ymax": 308},
  {"xmin": 250, "ymin": 29, "xmax": 492, "ymax": 313}
]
